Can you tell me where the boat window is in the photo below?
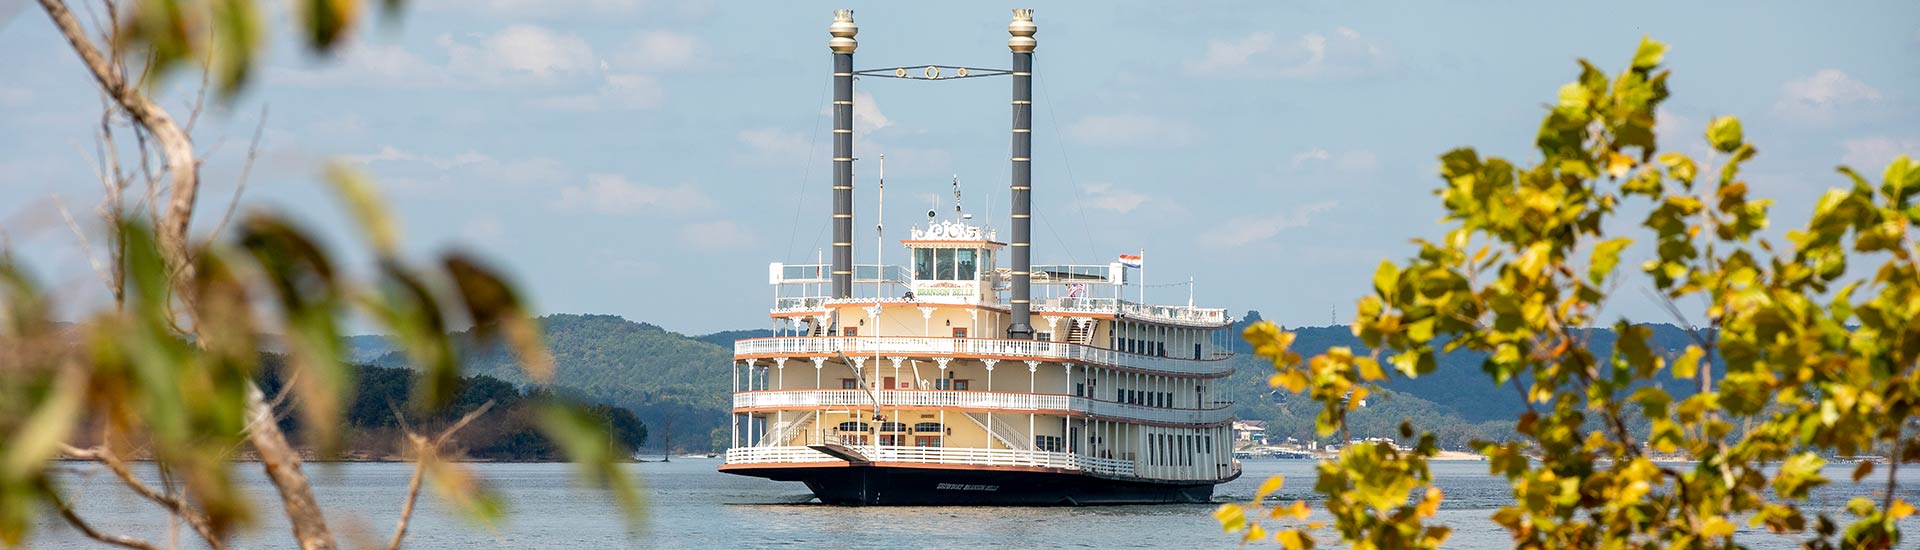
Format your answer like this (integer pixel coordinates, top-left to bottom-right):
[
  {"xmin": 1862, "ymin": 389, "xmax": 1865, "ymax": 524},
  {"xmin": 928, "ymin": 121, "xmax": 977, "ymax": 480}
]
[
  {"xmin": 835, "ymin": 421, "xmax": 869, "ymax": 433},
  {"xmin": 955, "ymin": 249, "xmax": 977, "ymax": 280},
  {"xmin": 914, "ymin": 248, "xmax": 934, "ymax": 280},
  {"xmin": 879, "ymin": 422, "xmax": 908, "ymax": 432},
  {"xmin": 912, "ymin": 422, "xmax": 943, "ymax": 433},
  {"xmin": 936, "ymin": 248, "xmax": 955, "ymax": 280}
]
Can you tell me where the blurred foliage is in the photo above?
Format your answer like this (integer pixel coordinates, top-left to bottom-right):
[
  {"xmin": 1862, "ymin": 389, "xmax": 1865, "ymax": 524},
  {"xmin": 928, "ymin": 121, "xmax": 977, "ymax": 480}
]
[
  {"xmin": 371, "ymin": 314, "xmax": 736, "ymax": 453},
  {"xmin": 259, "ymin": 359, "xmax": 651, "ymax": 460},
  {"xmin": 1219, "ymin": 37, "xmax": 1920, "ymax": 549},
  {"xmin": 0, "ymin": 166, "xmax": 644, "ymax": 545}
]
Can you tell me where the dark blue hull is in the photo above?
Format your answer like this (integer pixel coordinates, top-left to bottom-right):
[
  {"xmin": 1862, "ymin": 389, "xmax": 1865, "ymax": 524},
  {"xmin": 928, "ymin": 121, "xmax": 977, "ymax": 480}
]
[{"xmin": 725, "ymin": 465, "xmax": 1223, "ymax": 506}]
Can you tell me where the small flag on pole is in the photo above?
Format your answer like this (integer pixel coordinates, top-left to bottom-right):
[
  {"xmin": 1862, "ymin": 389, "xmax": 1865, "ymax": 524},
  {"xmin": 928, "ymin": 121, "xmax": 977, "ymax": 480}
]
[{"xmin": 1118, "ymin": 254, "xmax": 1142, "ymax": 269}]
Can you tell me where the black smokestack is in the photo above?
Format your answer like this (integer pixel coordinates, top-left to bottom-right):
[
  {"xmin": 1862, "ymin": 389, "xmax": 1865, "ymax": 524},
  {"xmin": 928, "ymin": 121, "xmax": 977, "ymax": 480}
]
[
  {"xmin": 828, "ymin": 10, "xmax": 857, "ymax": 299},
  {"xmin": 1006, "ymin": 9, "xmax": 1036, "ymax": 340}
]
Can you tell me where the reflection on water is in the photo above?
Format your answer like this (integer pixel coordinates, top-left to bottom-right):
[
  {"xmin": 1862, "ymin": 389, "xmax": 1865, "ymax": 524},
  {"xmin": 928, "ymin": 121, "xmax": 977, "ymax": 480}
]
[{"xmin": 34, "ymin": 459, "xmax": 1920, "ymax": 549}]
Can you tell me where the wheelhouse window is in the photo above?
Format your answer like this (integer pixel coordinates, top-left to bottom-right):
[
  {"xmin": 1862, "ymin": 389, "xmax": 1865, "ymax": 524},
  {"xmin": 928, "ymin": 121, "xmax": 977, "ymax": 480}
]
[
  {"xmin": 955, "ymin": 249, "xmax": 977, "ymax": 280},
  {"xmin": 935, "ymin": 248, "xmax": 956, "ymax": 280},
  {"xmin": 914, "ymin": 248, "xmax": 934, "ymax": 280}
]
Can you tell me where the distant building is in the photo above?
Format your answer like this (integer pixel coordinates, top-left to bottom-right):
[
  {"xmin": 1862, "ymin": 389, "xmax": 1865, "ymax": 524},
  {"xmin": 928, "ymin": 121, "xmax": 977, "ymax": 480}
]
[{"xmin": 1232, "ymin": 420, "xmax": 1267, "ymax": 444}]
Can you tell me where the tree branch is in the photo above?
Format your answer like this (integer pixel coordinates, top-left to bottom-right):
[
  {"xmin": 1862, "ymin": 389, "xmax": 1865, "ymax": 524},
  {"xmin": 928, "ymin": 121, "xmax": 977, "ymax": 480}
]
[
  {"xmin": 40, "ymin": 2, "xmax": 336, "ymax": 547},
  {"xmin": 60, "ymin": 444, "xmax": 225, "ymax": 550},
  {"xmin": 38, "ymin": 0, "xmax": 201, "ymax": 282},
  {"xmin": 43, "ymin": 478, "xmax": 160, "ymax": 550},
  {"xmin": 388, "ymin": 401, "xmax": 494, "ymax": 550}
]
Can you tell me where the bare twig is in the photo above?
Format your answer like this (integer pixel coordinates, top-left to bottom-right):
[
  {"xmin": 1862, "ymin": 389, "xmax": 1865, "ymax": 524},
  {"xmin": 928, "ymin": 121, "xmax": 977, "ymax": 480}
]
[
  {"xmin": 211, "ymin": 105, "xmax": 267, "ymax": 239},
  {"xmin": 60, "ymin": 444, "xmax": 225, "ymax": 549},
  {"xmin": 39, "ymin": 2, "xmax": 335, "ymax": 546},
  {"xmin": 53, "ymin": 195, "xmax": 113, "ymax": 292},
  {"xmin": 388, "ymin": 401, "xmax": 495, "ymax": 550},
  {"xmin": 43, "ymin": 479, "xmax": 160, "ymax": 550}
]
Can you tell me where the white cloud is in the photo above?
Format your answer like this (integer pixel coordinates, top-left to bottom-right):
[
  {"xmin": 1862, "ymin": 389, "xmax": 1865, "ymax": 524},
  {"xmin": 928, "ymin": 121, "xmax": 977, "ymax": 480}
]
[
  {"xmin": 282, "ymin": 26, "xmax": 598, "ymax": 87},
  {"xmin": 1288, "ymin": 147, "xmax": 1377, "ymax": 175},
  {"xmin": 1200, "ymin": 201, "xmax": 1337, "ymax": 248},
  {"xmin": 614, "ymin": 31, "xmax": 703, "ymax": 72},
  {"xmin": 553, "ymin": 174, "xmax": 711, "ymax": 214},
  {"xmin": 275, "ymin": 42, "xmax": 447, "ymax": 88},
  {"xmin": 679, "ymin": 220, "xmax": 754, "ymax": 249},
  {"xmin": 1188, "ymin": 27, "xmax": 1389, "ymax": 80},
  {"xmin": 1065, "ymin": 114, "xmax": 1196, "ymax": 148},
  {"xmin": 1774, "ymin": 69, "xmax": 1881, "ymax": 123},
  {"xmin": 346, "ymin": 146, "xmax": 566, "ymax": 187},
  {"xmin": 1841, "ymin": 137, "xmax": 1920, "ymax": 171},
  {"xmin": 537, "ymin": 73, "xmax": 665, "ymax": 111},
  {"xmin": 420, "ymin": 0, "xmax": 647, "ymax": 19},
  {"xmin": 823, "ymin": 90, "xmax": 891, "ymax": 133},
  {"xmin": 1079, "ymin": 183, "xmax": 1149, "ymax": 214},
  {"xmin": 443, "ymin": 25, "xmax": 598, "ymax": 81}
]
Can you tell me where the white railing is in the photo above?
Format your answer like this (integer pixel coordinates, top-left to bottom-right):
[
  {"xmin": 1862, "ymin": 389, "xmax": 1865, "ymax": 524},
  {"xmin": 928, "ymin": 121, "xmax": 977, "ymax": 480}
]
[
  {"xmin": 723, "ymin": 445, "xmax": 1151, "ymax": 479},
  {"xmin": 733, "ymin": 389, "xmax": 1233, "ymax": 425},
  {"xmin": 1034, "ymin": 297, "xmax": 1230, "ymax": 327},
  {"xmin": 734, "ymin": 336, "xmax": 1233, "ymax": 376}
]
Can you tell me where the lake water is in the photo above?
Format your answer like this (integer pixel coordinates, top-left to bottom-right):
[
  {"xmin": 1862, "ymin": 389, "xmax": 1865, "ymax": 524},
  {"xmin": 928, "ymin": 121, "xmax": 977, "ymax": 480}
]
[{"xmin": 34, "ymin": 458, "xmax": 1920, "ymax": 548}]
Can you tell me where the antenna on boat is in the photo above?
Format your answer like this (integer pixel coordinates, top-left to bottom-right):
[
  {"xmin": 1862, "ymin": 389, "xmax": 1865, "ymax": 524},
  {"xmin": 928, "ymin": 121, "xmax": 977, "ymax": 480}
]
[
  {"xmin": 952, "ymin": 175, "xmax": 963, "ymax": 216},
  {"xmin": 877, "ymin": 153, "xmax": 885, "ymax": 300}
]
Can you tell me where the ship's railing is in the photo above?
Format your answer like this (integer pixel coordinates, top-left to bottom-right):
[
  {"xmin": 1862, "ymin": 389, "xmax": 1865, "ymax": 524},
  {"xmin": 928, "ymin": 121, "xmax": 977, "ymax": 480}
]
[
  {"xmin": 734, "ymin": 337, "xmax": 1233, "ymax": 376},
  {"xmin": 723, "ymin": 445, "xmax": 1159, "ymax": 479},
  {"xmin": 1033, "ymin": 297, "xmax": 1230, "ymax": 327},
  {"xmin": 733, "ymin": 389, "xmax": 1232, "ymax": 425}
]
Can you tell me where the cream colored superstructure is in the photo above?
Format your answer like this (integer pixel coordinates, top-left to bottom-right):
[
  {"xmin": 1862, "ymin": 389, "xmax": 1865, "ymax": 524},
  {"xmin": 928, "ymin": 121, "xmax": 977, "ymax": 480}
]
[{"xmin": 725, "ymin": 218, "xmax": 1240, "ymax": 483}]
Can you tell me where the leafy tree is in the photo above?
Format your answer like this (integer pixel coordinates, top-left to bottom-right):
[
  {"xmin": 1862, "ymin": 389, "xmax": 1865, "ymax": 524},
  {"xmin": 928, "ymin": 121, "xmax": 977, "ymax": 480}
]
[
  {"xmin": 0, "ymin": 0, "xmax": 641, "ymax": 548},
  {"xmin": 1219, "ymin": 38, "xmax": 1920, "ymax": 549}
]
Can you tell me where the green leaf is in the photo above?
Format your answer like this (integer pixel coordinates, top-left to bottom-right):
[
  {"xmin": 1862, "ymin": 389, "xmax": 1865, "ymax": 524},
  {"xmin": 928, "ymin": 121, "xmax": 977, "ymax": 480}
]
[
  {"xmin": 1706, "ymin": 116, "xmax": 1743, "ymax": 153},
  {"xmin": 2, "ymin": 367, "xmax": 85, "ymax": 482},
  {"xmin": 1671, "ymin": 345, "xmax": 1705, "ymax": 380},
  {"xmin": 1588, "ymin": 238, "xmax": 1632, "ymax": 284},
  {"xmin": 1631, "ymin": 36, "xmax": 1667, "ymax": 70},
  {"xmin": 444, "ymin": 254, "xmax": 555, "ymax": 382},
  {"xmin": 327, "ymin": 162, "xmax": 401, "ymax": 257}
]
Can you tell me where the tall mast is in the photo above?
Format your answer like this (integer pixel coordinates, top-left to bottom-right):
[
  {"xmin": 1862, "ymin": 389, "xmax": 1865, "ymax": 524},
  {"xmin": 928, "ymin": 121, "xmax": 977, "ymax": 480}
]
[
  {"xmin": 1006, "ymin": 8, "xmax": 1037, "ymax": 340},
  {"xmin": 829, "ymin": 10, "xmax": 858, "ymax": 300}
]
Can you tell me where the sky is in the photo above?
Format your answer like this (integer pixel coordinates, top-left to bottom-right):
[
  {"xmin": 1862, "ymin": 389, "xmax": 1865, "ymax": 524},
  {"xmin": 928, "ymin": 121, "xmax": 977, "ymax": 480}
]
[{"xmin": 1, "ymin": 1, "xmax": 1917, "ymax": 335}]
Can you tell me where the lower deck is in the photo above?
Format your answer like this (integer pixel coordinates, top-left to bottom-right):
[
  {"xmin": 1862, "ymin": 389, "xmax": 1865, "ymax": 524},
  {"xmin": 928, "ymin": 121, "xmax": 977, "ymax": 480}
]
[{"xmin": 722, "ymin": 462, "xmax": 1231, "ymax": 505}]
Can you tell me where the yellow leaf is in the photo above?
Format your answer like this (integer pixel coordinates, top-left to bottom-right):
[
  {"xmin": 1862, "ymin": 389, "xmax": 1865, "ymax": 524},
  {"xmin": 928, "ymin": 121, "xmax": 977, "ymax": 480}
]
[
  {"xmin": 1244, "ymin": 524, "xmax": 1267, "ymax": 543},
  {"xmin": 1255, "ymin": 475, "xmax": 1285, "ymax": 501},
  {"xmin": 1276, "ymin": 530, "xmax": 1308, "ymax": 550},
  {"xmin": 1356, "ymin": 357, "xmax": 1387, "ymax": 381},
  {"xmin": 1284, "ymin": 500, "xmax": 1312, "ymax": 520},
  {"xmin": 1700, "ymin": 516, "xmax": 1736, "ymax": 538},
  {"xmin": 1891, "ymin": 499, "xmax": 1915, "ymax": 520},
  {"xmin": 1270, "ymin": 370, "xmax": 1308, "ymax": 393},
  {"xmin": 1416, "ymin": 486, "xmax": 1444, "ymax": 517},
  {"xmin": 1606, "ymin": 151, "xmax": 1634, "ymax": 178},
  {"xmin": 1672, "ymin": 345, "xmax": 1704, "ymax": 380},
  {"xmin": 1213, "ymin": 503, "xmax": 1247, "ymax": 533}
]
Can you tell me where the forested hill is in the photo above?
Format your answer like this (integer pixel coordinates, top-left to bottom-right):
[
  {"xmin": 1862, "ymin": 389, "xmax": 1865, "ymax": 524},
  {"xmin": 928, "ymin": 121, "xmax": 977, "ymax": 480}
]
[
  {"xmin": 1226, "ymin": 311, "xmax": 1712, "ymax": 447},
  {"xmin": 370, "ymin": 314, "xmax": 738, "ymax": 453},
  {"xmin": 359, "ymin": 312, "xmax": 1709, "ymax": 452}
]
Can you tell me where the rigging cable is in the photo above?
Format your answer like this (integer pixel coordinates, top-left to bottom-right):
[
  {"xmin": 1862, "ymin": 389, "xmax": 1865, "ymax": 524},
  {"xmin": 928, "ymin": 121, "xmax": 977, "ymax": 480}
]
[
  {"xmin": 1037, "ymin": 74, "xmax": 1101, "ymax": 264},
  {"xmin": 782, "ymin": 78, "xmax": 832, "ymax": 264}
]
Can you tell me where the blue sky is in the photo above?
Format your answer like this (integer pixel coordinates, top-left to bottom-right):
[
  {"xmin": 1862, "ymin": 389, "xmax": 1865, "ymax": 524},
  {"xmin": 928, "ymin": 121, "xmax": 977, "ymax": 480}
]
[{"xmin": 1, "ymin": 1, "xmax": 1916, "ymax": 334}]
